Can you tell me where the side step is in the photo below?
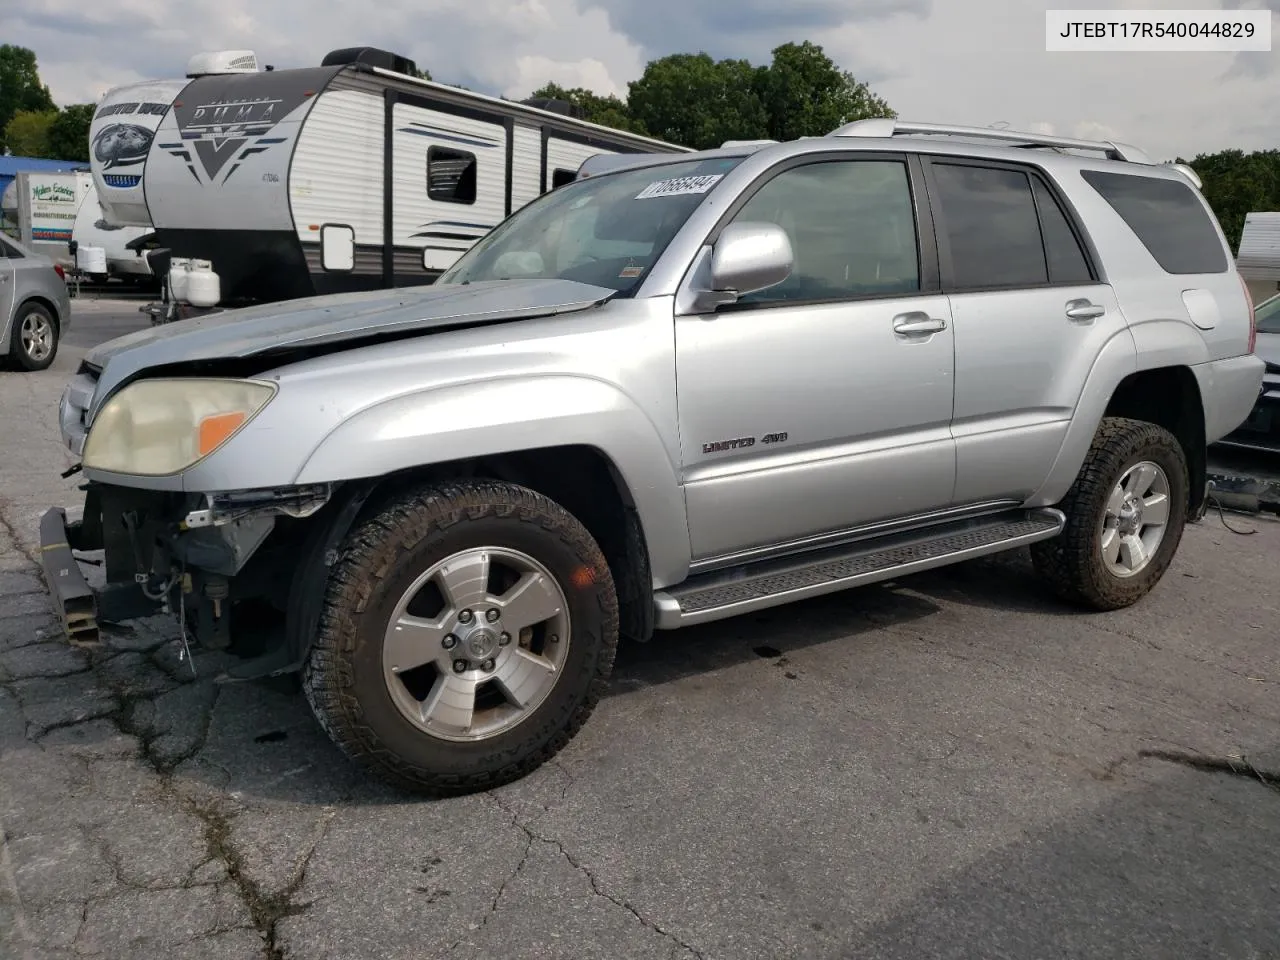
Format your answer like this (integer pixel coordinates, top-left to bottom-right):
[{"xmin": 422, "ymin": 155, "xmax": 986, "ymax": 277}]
[{"xmin": 653, "ymin": 508, "xmax": 1065, "ymax": 629}]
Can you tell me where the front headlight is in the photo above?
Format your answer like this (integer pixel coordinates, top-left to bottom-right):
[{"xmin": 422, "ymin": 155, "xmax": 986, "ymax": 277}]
[{"xmin": 82, "ymin": 377, "xmax": 277, "ymax": 476}]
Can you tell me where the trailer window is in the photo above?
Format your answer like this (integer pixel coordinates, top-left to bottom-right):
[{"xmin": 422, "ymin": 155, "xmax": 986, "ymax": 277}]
[
  {"xmin": 427, "ymin": 146, "xmax": 477, "ymax": 205},
  {"xmin": 552, "ymin": 168, "xmax": 576, "ymax": 189}
]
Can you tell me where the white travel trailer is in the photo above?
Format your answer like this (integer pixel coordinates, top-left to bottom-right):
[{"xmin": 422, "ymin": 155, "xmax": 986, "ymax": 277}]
[{"xmin": 91, "ymin": 46, "xmax": 691, "ymax": 307}]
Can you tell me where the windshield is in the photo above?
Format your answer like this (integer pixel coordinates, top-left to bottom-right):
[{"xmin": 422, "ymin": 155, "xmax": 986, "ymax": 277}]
[
  {"xmin": 1256, "ymin": 292, "xmax": 1280, "ymax": 335},
  {"xmin": 437, "ymin": 155, "xmax": 746, "ymax": 292}
]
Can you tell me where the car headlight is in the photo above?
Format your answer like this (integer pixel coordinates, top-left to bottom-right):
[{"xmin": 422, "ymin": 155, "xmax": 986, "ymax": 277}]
[{"xmin": 82, "ymin": 377, "xmax": 277, "ymax": 476}]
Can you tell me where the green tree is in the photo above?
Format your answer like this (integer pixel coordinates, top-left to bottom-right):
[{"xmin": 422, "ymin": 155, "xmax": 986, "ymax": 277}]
[
  {"xmin": 0, "ymin": 45, "xmax": 56, "ymax": 154},
  {"xmin": 1187, "ymin": 148, "xmax": 1280, "ymax": 253},
  {"xmin": 3, "ymin": 109, "xmax": 56, "ymax": 157},
  {"xmin": 626, "ymin": 53, "xmax": 769, "ymax": 149},
  {"xmin": 45, "ymin": 103, "xmax": 95, "ymax": 162},
  {"xmin": 753, "ymin": 41, "xmax": 895, "ymax": 142},
  {"xmin": 527, "ymin": 82, "xmax": 648, "ymax": 135}
]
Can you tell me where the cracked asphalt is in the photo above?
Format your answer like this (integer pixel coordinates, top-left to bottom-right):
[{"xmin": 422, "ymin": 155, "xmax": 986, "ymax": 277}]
[{"xmin": 2, "ymin": 300, "xmax": 1279, "ymax": 960}]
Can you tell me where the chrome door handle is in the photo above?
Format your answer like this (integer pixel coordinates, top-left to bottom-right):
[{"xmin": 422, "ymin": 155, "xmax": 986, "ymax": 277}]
[
  {"xmin": 893, "ymin": 312, "xmax": 947, "ymax": 336},
  {"xmin": 1065, "ymin": 299, "xmax": 1105, "ymax": 322}
]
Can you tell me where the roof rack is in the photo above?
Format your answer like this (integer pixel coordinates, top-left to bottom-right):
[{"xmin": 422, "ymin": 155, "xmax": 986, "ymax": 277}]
[{"xmin": 829, "ymin": 118, "xmax": 1153, "ymax": 165}]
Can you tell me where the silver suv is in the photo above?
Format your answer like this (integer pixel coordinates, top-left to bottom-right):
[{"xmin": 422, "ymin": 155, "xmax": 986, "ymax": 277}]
[{"xmin": 40, "ymin": 119, "xmax": 1264, "ymax": 795}]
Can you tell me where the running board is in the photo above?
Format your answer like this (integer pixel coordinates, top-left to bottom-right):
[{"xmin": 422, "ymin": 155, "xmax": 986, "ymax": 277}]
[{"xmin": 653, "ymin": 508, "xmax": 1066, "ymax": 629}]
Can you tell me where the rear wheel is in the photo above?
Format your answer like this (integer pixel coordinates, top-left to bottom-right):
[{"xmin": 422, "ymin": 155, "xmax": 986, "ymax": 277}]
[
  {"xmin": 302, "ymin": 479, "xmax": 619, "ymax": 795},
  {"xmin": 1031, "ymin": 416, "xmax": 1188, "ymax": 610},
  {"xmin": 10, "ymin": 302, "xmax": 58, "ymax": 372}
]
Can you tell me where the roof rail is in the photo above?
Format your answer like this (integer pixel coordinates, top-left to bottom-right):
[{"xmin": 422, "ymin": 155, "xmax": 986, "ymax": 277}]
[
  {"xmin": 720, "ymin": 139, "xmax": 779, "ymax": 148},
  {"xmin": 829, "ymin": 118, "xmax": 1153, "ymax": 164}
]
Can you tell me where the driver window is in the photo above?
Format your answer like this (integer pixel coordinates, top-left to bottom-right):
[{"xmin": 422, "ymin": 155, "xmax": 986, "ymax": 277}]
[{"xmin": 730, "ymin": 159, "xmax": 920, "ymax": 304}]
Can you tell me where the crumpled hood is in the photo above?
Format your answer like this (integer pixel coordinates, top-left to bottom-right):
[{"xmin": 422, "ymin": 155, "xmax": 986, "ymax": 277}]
[{"xmin": 83, "ymin": 277, "xmax": 615, "ymax": 413}]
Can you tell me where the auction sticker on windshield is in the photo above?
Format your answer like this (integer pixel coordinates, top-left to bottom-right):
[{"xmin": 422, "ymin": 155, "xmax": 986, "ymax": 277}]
[{"xmin": 635, "ymin": 174, "xmax": 723, "ymax": 199}]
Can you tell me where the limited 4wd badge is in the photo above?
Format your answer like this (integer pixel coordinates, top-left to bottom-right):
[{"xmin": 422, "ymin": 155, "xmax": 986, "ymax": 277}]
[{"xmin": 635, "ymin": 174, "xmax": 723, "ymax": 199}]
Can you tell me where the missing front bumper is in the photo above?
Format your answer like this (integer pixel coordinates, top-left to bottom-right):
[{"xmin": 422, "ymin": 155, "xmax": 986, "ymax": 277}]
[{"xmin": 38, "ymin": 507, "xmax": 101, "ymax": 647}]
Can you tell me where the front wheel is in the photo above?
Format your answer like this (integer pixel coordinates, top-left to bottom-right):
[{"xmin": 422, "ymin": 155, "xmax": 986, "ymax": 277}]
[
  {"xmin": 10, "ymin": 302, "xmax": 59, "ymax": 372},
  {"xmin": 1031, "ymin": 416, "xmax": 1189, "ymax": 611},
  {"xmin": 303, "ymin": 479, "xmax": 619, "ymax": 795}
]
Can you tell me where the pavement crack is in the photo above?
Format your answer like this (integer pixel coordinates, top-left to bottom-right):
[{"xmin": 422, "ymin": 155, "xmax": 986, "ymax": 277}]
[
  {"xmin": 1140, "ymin": 748, "xmax": 1280, "ymax": 794},
  {"xmin": 185, "ymin": 799, "xmax": 333, "ymax": 960},
  {"xmin": 484, "ymin": 793, "xmax": 706, "ymax": 960},
  {"xmin": 0, "ymin": 822, "xmax": 37, "ymax": 959},
  {"xmin": 0, "ymin": 497, "xmax": 39, "ymax": 568}
]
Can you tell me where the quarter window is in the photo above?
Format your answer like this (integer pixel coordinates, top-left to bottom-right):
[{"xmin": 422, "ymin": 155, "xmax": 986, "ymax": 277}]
[
  {"xmin": 729, "ymin": 159, "xmax": 921, "ymax": 304},
  {"xmin": 427, "ymin": 146, "xmax": 477, "ymax": 205},
  {"xmin": 931, "ymin": 163, "xmax": 1048, "ymax": 289},
  {"xmin": 1081, "ymin": 169, "xmax": 1227, "ymax": 274}
]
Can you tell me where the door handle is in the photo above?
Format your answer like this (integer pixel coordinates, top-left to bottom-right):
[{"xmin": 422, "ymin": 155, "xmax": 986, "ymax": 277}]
[
  {"xmin": 1065, "ymin": 299, "xmax": 1105, "ymax": 322},
  {"xmin": 892, "ymin": 312, "xmax": 947, "ymax": 337}
]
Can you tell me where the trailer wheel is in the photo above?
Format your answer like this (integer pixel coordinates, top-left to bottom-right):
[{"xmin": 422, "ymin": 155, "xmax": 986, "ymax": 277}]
[{"xmin": 302, "ymin": 479, "xmax": 618, "ymax": 795}]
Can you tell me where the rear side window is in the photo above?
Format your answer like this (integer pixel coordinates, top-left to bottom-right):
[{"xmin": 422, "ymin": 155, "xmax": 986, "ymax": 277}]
[
  {"xmin": 1081, "ymin": 169, "xmax": 1227, "ymax": 274},
  {"xmin": 1031, "ymin": 176, "xmax": 1093, "ymax": 284},
  {"xmin": 930, "ymin": 163, "xmax": 1048, "ymax": 289}
]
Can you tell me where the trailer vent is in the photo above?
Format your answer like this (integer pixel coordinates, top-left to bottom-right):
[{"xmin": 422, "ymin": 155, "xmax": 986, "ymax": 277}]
[
  {"xmin": 322, "ymin": 46, "xmax": 418, "ymax": 76},
  {"xmin": 521, "ymin": 98, "xmax": 586, "ymax": 120}
]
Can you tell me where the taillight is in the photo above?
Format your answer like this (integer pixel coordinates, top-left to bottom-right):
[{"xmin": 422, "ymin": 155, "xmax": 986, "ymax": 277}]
[
  {"xmin": 1239, "ymin": 272, "xmax": 1256, "ymax": 354},
  {"xmin": 53, "ymin": 263, "xmax": 65, "ymax": 281}
]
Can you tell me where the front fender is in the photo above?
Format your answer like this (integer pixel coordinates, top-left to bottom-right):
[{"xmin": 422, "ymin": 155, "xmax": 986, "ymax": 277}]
[{"xmin": 293, "ymin": 374, "xmax": 692, "ymax": 586}]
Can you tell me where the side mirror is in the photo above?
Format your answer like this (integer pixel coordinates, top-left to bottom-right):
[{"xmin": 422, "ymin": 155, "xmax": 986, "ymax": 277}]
[{"xmin": 692, "ymin": 221, "xmax": 792, "ymax": 312}]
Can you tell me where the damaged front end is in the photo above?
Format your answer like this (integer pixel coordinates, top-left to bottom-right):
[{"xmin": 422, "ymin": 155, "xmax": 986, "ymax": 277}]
[{"xmin": 40, "ymin": 482, "xmax": 336, "ymax": 672}]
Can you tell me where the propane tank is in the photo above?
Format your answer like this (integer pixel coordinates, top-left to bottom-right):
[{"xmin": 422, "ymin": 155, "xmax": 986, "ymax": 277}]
[
  {"xmin": 186, "ymin": 259, "xmax": 221, "ymax": 308},
  {"xmin": 168, "ymin": 257, "xmax": 191, "ymax": 302},
  {"xmin": 76, "ymin": 245, "xmax": 107, "ymax": 277}
]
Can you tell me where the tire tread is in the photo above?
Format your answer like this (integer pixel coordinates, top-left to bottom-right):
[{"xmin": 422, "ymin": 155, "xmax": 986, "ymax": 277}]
[{"xmin": 302, "ymin": 479, "xmax": 619, "ymax": 796}]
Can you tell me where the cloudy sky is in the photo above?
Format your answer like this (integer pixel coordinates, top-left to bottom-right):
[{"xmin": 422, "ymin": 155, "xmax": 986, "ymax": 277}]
[{"xmin": 6, "ymin": 0, "xmax": 1277, "ymax": 161}]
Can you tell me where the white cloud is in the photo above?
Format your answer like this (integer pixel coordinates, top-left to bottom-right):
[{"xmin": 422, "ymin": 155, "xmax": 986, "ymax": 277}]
[{"xmin": 4, "ymin": 0, "xmax": 1275, "ymax": 160}]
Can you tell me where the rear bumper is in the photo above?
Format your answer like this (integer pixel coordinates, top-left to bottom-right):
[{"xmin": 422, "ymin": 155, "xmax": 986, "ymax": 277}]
[{"xmin": 1193, "ymin": 354, "xmax": 1267, "ymax": 445}]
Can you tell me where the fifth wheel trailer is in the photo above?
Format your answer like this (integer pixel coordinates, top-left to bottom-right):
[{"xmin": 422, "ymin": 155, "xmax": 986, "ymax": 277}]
[{"xmin": 92, "ymin": 46, "xmax": 691, "ymax": 309}]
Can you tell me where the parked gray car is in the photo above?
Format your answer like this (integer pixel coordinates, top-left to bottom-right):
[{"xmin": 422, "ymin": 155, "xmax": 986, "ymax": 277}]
[
  {"xmin": 39, "ymin": 119, "xmax": 1265, "ymax": 796},
  {"xmin": 0, "ymin": 233, "xmax": 72, "ymax": 371}
]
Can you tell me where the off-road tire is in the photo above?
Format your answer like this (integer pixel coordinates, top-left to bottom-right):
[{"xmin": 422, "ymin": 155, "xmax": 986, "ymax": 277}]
[
  {"xmin": 302, "ymin": 479, "xmax": 619, "ymax": 795},
  {"xmin": 1030, "ymin": 416, "xmax": 1188, "ymax": 611},
  {"xmin": 9, "ymin": 302, "xmax": 58, "ymax": 372}
]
